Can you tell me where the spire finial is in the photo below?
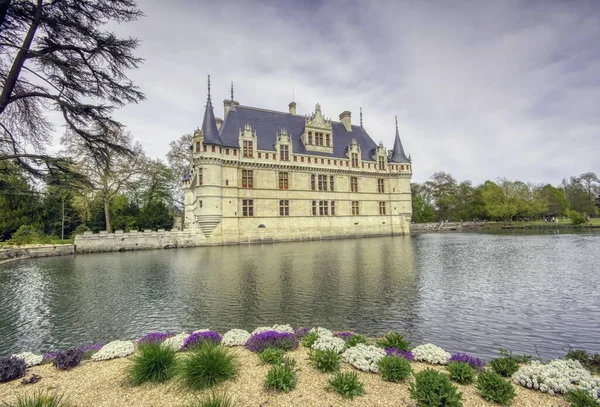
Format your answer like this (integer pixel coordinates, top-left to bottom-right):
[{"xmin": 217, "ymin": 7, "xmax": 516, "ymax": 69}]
[
  {"xmin": 292, "ymin": 86, "xmax": 295, "ymax": 102},
  {"xmin": 230, "ymin": 81, "xmax": 234, "ymax": 101},
  {"xmin": 360, "ymin": 107, "xmax": 363, "ymax": 128},
  {"xmin": 395, "ymin": 115, "xmax": 398, "ymax": 133},
  {"xmin": 207, "ymin": 74, "xmax": 212, "ymax": 103}
]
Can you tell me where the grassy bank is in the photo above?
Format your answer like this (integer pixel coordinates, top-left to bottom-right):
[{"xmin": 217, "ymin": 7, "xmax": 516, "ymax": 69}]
[{"xmin": 482, "ymin": 218, "xmax": 600, "ymax": 230}]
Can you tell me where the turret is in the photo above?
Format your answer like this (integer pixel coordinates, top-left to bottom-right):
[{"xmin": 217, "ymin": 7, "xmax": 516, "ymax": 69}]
[
  {"xmin": 390, "ymin": 116, "xmax": 410, "ymax": 163},
  {"xmin": 201, "ymin": 75, "xmax": 223, "ymax": 145}
]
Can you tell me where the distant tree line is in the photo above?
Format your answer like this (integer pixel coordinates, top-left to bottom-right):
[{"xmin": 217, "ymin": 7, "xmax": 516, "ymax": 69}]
[{"xmin": 411, "ymin": 172, "xmax": 600, "ymax": 223}]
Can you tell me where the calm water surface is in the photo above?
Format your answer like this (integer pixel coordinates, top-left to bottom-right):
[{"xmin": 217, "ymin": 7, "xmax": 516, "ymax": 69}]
[{"xmin": 1, "ymin": 232, "xmax": 599, "ymax": 360}]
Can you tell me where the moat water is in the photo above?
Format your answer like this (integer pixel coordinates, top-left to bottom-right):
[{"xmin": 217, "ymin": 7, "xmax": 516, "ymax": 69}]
[{"xmin": 1, "ymin": 231, "xmax": 599, "ymax": 360}]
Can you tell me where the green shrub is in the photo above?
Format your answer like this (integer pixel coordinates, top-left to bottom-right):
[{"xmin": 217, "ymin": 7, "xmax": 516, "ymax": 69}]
[
  {"xmin": 71, "ymin": 225, "xmax": 91, "ymax": 237},
  {"xmin": 446, "ymin": 362, "xmax": 475, "ymax": 385},
  {"xmin": 566, "ymin": 349, "xmax": 600, "ymax": 374},
  {"xmin": 184, "ymin": 392, "xmax": 236, "ymax": 407},
  {"xmin": 308, "ymin": 349, "xmax": 340, "ymax": 373},
  {"xmin": 258, "ymin": 348, "xmax": 286, "ymax": 365},
  {"xmin": 566, "ymin": 389, "xmax": 597, "ymax": 407},
  {"xmin": 345, "ymin": 334, "xmax": 367, "ymax": 348},
  {"xmin": 1, "ymin": 391, "xmax": 72, "ymax": 407},
  {"xmin": 476, "ymin": 371, "xmax": 515, "ymax": 405},
  {"xmin": 409, "ymin": 369, "xmax": 463, "ymax": 407},
  {"xmin": 264, "ymin": 358, "xmax": 297, "ymax": 392},
  {"xmin": 7, "ymin": 225, "xmax": 42, "ymax": 246},
  {"xmin": 177, "ymin": 343, "xmax": 237, "ymax": 390},
  {"xmin": 489, "ymin": 357, "xmax": 519, "ymax": 378},
  {"xmin": 377, "ymin": 356, "xmax": 412, "ymax": 382},
  {"xmin": 568, "ymin": 210, "xmax": 586, "ymax": 226},
  {"xmin": 326, "ymin": 371, "xmax": 365, "ymax": 400},
  {"xmin": 377, "ymin": 332, "xmax": 411, "ymax": 351},
  {"xmin": 128, "ymin": 342, "xmax": 177, "ymax": 385},
  {"xmin": 301, "ymin": 331, "xmax": 318, "ymax": 348}
]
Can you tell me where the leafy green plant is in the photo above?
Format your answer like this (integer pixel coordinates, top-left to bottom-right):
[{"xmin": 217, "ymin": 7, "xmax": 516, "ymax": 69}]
[
  {"xmin": 0, "ymin": 356, "xmax": 27, "ymax": 383},
  {"xmin": 258, "ymin": 348, "xmax": 286, "ymax": 365},
  {"xmin": 489, "ymin": 357, "xmax": 519, "ymax": 378},
  {"xmin": 409, "ymin": 369, "xmax": 463, "ymax": 407},
  {"xmin": 128, "ymin": 342, "xmax": 177, "ymax": 385},
  {"xmin": 52, "ymin": 349, "xmax": 84, "ymax": 371},
  {"xmin": 184, "ymin": 392, "xmax": 236, "ymax": 407},
  {"xmin": 568, "ymin": 209, "xmax": 586, "ymax": 226},
  {"xmin": 377, "ymin": 356, "xmax": 412, "ymax": 382},
  {"xmin": 377, "ymin": 332, "xmax": 411, "ymax": 351},
  {"xmin": 264, "ymin": 358, "xmax": 297, "ymax": 392},
  {"xmin": 326, "ymin": 371, "xmax": 365, "ymax": 400},
  {"xmin": 446, "ymin": 361, "xmax": 475, "ymax": 385},
  {"xmin": 498, "ymin": 349, "xmax": 531, "ymax": 364},
  {"xmin": 177, "ymin": 343, "xmax": 237, "ymax": 390},
  {"xmin": 308, "ymin": 349, "xmax": 340, "ymax": 372},
  {"xmin": 565, "ymin": 348, "xmax": 600, "ymax": 374},
  {"xmin": 345, "ymin": 334, "xmax": 367, "ymax": 348},
  {"xmin": 301, "ymin": 331, "xmax": 319, "ymax": 348},
  {"xmin": 6, "ymin": 225, "xmax": 42, "ymax": 246},
  {"xmin": 1, "ymin": 391, "xmax": 72, "ymax": 407},
  {"xmin": 566, "ymin": 389, "xmax": 597, "ymax": 407},
  {"xmin": 476, "ymin": 371, "xmax": 516, "ymax": 405}
]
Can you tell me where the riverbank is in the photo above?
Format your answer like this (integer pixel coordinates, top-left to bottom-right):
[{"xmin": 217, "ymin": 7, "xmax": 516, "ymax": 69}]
[
  {"xmin": 0, "ymin": 244, "xmax": 75, "ymax": 265},
  {"xmin": 3, "ymin": 326, "xmax": 596, "ymax": 407}
]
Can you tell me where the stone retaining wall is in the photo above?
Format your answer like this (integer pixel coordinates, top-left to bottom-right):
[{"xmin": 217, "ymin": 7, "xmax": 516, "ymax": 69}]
[
  {"xmin": 0, "ymin": 244, "xmax": 75, "ymax": 264},
  {"xmin": 410, "ymin": 221, "xmax": 486, "ymax": 233},
  {"xmin": 74, "ymin": 229, "xmax": 200, "ymax": 253}
]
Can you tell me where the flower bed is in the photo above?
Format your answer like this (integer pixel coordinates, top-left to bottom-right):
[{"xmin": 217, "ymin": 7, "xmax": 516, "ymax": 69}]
[{"xmin": 245, "ymin": 331, "xmax": 298, "ymax": 353}]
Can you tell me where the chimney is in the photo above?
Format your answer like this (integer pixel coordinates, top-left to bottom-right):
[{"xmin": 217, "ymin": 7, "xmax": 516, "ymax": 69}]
[
  {"xmin": 288, "ymin": 102, "xmax": 296, "ymax": 115},
  {"xmin": 339, "ymin": 111, "xmax": 352, "ymax": 131},
  {"xmin": 223, "ymin": 100, "xmax": 232, "ymax": 118},
  {"xmin": 216, "ymin": 117, "xmax": 223, "ymax": 130}
]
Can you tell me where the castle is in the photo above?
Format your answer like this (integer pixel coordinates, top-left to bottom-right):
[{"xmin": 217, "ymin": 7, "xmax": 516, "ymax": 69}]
[{"xmin": 182, "ymin": 77, "xmax": 413, "ymax": 244}]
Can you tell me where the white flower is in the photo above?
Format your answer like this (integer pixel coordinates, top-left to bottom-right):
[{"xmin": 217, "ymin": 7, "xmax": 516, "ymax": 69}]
[
  {"xmin": 162, "ymin": 332, "xmax": 188, "ymax": 351},
  {"xmin": 309, "ymin": 327, "xmax": 333, "ymax": 338},
  {"xmin": 512, "ymin": 358, "xmax": 600, "ymax": 402},
  {"xmin": 221, "ymin": 329, "xmax": 251, "ymax": 346},
  {"xmin": 91, "ymin": 340, "xmax": 134, "ymax": 361},
  {"xmin": 251, "ymin": 324, "xmax": 294, "ymax": 335},
  {"xmin": 342, "ymin": 344, "xmax": 386, "ymax": 373},
  {"xmin": 11, "ymin": 352, "xmax": 43, "ymax": 367},
  {"xmin": 412, "ymin": 344, "xmax": 451, "ymax": 365},
  {"xmin": 312, "ymin": 336, "xmax": 346, "ymax": 353}
]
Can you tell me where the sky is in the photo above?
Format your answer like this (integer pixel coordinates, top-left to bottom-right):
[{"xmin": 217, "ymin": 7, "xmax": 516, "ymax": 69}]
[{"xmin": 102, "ymin": 0, "xmax": 599, "ymax": 184}]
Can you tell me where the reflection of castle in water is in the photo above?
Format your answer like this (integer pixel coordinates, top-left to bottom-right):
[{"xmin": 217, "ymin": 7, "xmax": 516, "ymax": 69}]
[{"xmin": 174, "ymin": 236, "xmax": 418, "ymax": 335}]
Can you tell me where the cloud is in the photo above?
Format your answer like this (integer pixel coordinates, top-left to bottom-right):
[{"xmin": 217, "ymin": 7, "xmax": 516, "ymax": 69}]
[{"xmin": 100, "ymin": 0, "xmax": 600, "ymax": 185}]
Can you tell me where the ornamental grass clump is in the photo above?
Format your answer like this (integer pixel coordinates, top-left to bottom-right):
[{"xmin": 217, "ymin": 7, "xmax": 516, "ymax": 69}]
[
  {"xmin": 476, "ymin": 371, "xmax": 516, "ymax": 405},
  {"xmin": 377, "ymin": 332, "xmax": 411, "ymax": 351},
  {"xmin": 489, "ymin": 356, "xmax": 520, "ymax": 378},
  {"xmin": 409, "ymin": 369, "xmax": 463, "ymax": 407},
  {"xmin": 2, "ymin": 391, "xmax": 72, "ymax": 407},
  {"xmin": 412, "ymin": 344, "xmax": 451, "ymax": 365},
  {"xmin": 128, "ymin": 342, "xmax": 177, "ymax": 385},
  {"xmin": 245, "ymin": 331, "xmax": 298, "ymax": 353},
  {"xmin": 449, "ymin": 353, "xmax": 485, "ymax": 369},
  {"xmin": 264, "ymin": 358, "xmax": 297, "ymax": 392},
  {"xmin": 566, "ymin": 389, "xmax": 598, "ymax": 407},
  {"xmin": 342, "ymin": 344, "xmax": 386, "ymax": 373},
  {"xmin": 177, "ymin": 343, "xmax": 237, "ymax": 391},
  {"xmin": 181, "ymin": 331, "xmax": 222, "ymax": 351},
  {"xmin": 301, "ymin": 331, "xmax": 319, "ymax": 348},
  {"xmin": 53, "ymin": 348, "xmax": 84, "ymax": 371},
  {"xmin": 377, "ymin": 355, "xmax": 412, "ymax": 382},
  {"xmin": 446, "ymin": 361, "xmax": 475, "ymax": 385},
  {"xmin": 345, "ymin": 334, "xmax": 368, "ymax": 348},
  {"xmin": 326, "ymin": 371, "xmax": 365, "ymax": 400},
  {"xmin": 137, "ymin": 332, "xmax": 173, "ymax": 345},
  {"xmin": 386, "ymin": 348, "xmax": 415, "ymax": 361},
  {"xmin": 185, "ymin": 392, "xmax": 237, "ymax": 407},
  {"xmin": 308, "ymin": 349, "xmax": 340, "ymax": 372},
  {"xmin": 0, "ymin": 356, "xmax": 26, "ymax": 383},
  {"xmin": 258, "ymin": 348, "xmax": 286, "ymax": 365}
]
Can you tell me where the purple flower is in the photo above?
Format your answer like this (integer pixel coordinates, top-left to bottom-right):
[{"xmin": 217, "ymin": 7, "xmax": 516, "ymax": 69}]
[
  {"xmin": 245, "ymin": 330, "xmax": 299, "ymax": 353},
  {"xmin": 294, "ymin": 327, "xmax": 312, "ymax": 339},
  {"xmin": 137, "ymin": 332, "xmax": 174, "ymax": 345},
  {"xmin": 181, "ymin": 331, "xmax": 222, "ymax": 351},
  {"xmin": 42, "ymin": 351, "xmax": 59, "ymax": 362},
  {"xmin": 449, "ymin": 353, "xmax": 485, "ymax": 368},
  {"xmin": 43, "ymin": 343, "xmax": 103, "ymax": 362},
  {"xmin": 333, "ymin": 331, "xmax": 354, "ymax": 340},
  {"xmin": 386, "ymin": 347, "xmax": 415, "ymax": 361}
]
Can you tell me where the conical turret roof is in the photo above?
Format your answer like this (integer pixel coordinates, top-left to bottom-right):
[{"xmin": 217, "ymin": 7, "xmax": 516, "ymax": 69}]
[
  {"xmin": 201, "ymin": 75, "xmax": 223, "ymax": 145},
  {"xmin": 390, "ymin": 116, "xmax": 410, "ymax": 163}
]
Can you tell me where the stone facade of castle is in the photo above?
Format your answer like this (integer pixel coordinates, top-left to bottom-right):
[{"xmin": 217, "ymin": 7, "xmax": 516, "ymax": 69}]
[{"xmin": 182, "ymin": 79, "xmax": 413, "ymax": 244}]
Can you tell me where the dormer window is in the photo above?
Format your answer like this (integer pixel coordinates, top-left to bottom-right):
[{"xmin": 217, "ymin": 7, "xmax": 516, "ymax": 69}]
[
  {"xmin": 351, "ymin": 153, "xmax": 359, "ymax": 167},
  {"xmin": 279, "ymin": 144, "xmax": 289, "ymax": 161},
  {"xmin": 243, "ymin": 140, "xmax": 253, "ymax": 158},
  {"xmin": 378, "ymin": 156, "xmax": 385, "ymax": 170}
]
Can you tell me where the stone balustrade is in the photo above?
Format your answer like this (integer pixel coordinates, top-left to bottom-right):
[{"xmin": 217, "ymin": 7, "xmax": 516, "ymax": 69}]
[{"xmin": 74, "ymin": 229, "xmax": 202, "ymax": 253}]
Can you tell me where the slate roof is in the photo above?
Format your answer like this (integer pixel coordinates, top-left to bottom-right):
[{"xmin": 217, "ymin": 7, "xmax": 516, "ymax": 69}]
[
  {"xmin": 217, "ymin": 105, "xmax": 380, "ymax": 162},
  {"xmin": 390, "ymin": 129, "xmax": 410, "ymax": 163},
  {"xmin": 200, "ymin": 96, "xmax": 223, "ymax": 145}
]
